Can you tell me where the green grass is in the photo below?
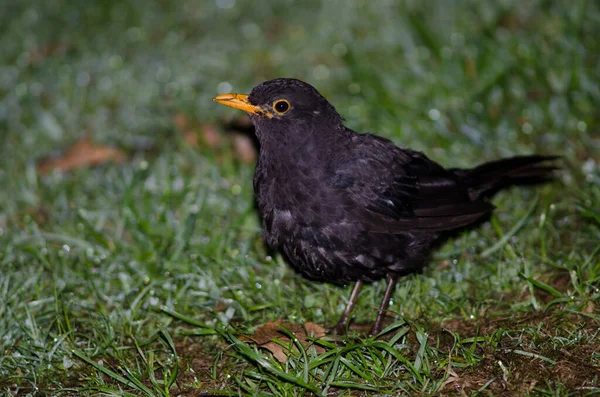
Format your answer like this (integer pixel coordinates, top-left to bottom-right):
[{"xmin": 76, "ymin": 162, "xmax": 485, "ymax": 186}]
[{"xmin": 1, "ymin": 0, "xmax": 599, "ymax": 395}]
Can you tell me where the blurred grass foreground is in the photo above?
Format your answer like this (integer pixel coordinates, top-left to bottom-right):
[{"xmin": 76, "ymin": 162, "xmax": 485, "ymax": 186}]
[{"xmin": 1, "ymin": 0, "xmax": 599, "ymax": 395}]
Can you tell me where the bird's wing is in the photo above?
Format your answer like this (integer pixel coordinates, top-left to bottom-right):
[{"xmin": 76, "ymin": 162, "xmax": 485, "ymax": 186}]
[{"xmin": 330, "ymin": 134, "xmax": 493, "ymax": 233}]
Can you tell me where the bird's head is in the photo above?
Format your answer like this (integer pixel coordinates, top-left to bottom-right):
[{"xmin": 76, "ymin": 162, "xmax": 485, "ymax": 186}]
[{"xmin": 213, "ymin": 78, "xmax": 344, "ymax": 142}]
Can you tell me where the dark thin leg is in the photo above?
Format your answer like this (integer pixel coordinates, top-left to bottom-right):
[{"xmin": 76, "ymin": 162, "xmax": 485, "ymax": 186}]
[
  {"xmin": 369, "ymin": 274, "xmax": 399, "ymax": 336},
  {"xmin": 327, "ymin": 280, "xmax": 363, "ymax": 335}
]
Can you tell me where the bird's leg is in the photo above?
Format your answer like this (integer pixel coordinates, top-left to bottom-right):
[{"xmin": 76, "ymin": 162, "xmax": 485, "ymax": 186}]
[
  {"xmin": 369, "ymin": 274, "xmax": 399, "ymax": 336},
  {"xmin": 327, "ymin": 280, "xmax": 363, "ymax": 335}
]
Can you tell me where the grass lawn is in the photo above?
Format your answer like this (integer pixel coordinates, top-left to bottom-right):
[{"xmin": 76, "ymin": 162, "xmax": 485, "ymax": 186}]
[{"xmin": 1, "ymin": 0, "xmax": 599, "ymax": 395}]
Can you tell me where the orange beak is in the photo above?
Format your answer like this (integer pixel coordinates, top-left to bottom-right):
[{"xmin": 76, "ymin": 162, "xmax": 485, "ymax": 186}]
[{"xmin": 213, "ymin": 93, "xmax": 271, "ymax": 117}]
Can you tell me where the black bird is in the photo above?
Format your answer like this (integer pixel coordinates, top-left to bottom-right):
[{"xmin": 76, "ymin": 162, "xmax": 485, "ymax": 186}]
[{"xmin": 213, "ymin": 78, "xmax": 557, "ymax": 336}]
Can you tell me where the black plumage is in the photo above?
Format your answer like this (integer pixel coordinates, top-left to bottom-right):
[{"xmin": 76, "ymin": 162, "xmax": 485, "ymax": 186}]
[{"xmin": 214, "ymin": 78, "xmax": 558, "ymax": 335}]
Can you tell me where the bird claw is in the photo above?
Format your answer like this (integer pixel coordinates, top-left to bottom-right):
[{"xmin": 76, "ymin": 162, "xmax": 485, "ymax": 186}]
[
  {"xmin": 326, "ymin": 321, "xmax": 381, "ymax": 337},
  {"xmin": 325, "ymin": 321, "xmax": 350, "ymax": 335},
  {"xmin": 367, "ymin": 324, "xmax": 382, "ymax": 338}
]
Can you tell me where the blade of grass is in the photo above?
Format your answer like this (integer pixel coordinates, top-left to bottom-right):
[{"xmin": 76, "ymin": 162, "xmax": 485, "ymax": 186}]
[
  {"xmin": 482, "ymin": 196, "xmax": 539, "ymax": 258},
  {"xmin": 72, "ymin": 349, "xmax": 156, "ymax": 396},
  {"xmin": 223, "ymin": 332, "xmax": 322, "ymax": 396}
]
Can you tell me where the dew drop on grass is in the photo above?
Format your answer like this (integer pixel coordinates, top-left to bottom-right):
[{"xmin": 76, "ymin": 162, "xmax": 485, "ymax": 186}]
[
  {"xmin": 348, "ymin": 82, "xmax": 360, "ymax": 94},
  {"xmin": 241, "ymin": 22, "xmax": 260, "ymax": 39},
  {"xmin": 16, "ymin": 52, "xmax": 30, "ymax": 68},
  {"xmin": 217, "ymin": 81, "xmax": 232, "ymax": 94},
  {"xmin": 332, "ymin": 43, "xmax": 347, "ymax": 57},
  {"xmin": 15, "ymin": 83, "xmax": 27, "ymax": 97},
  {"xmin": 63, "ymin": 356, "xmax": 74, "ymax": 369},
  {"xmin": 224, "ymin": 306, "xmax": 235, "ymax": 320},
  {"xmin": 156, "ymin": 66, "xmax": 171, "ymax": 82},
  {"xmin": 99, "ymin": 76, "xmax": 112, "ymax": 91},
  {"xmin": 451, "ymin": 32, "xmax": 465, "ymax": 47},
  {"xmin": 313, "ymin": 64, "xmax": 330, "ymax": 80},
  {"xmin": 216, "ymin": 0, "xmax": 235, "ymax": 9},
  {"xmin": 30, "ymin": 82, "xmax": 42, "ymax": 96},
  {"xmin": 126, "ymin": 27, "xmax": 143, "ymax": 42},
  {"xmin": 304, "ymin": 294, "xmax": 316, "ymax": 308},
  {"xmin": 428, "ymin": 109, "xmax": 441, "ymax": 121},
  {"xmin": 76, "ymin": 72, "xmax": 90, "ymax": 87},
  {"xmin": 109, "ymin": 55, "xmax": 123, "ymax": 69}
]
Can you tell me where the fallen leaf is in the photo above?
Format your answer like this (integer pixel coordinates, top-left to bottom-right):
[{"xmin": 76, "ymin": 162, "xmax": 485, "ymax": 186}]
[
  {"xmin": 584, "ymin": 300, "xmax": 595, "ymax": 314},
  {"xmin": 241, "ymin": 319, "xmax": 326, "ymax": 363},
  {"xmin": 173, "ymin": 112, "xmax": 189, "ymax": 129},
  {"xmin": 182, "ymin": 130, "xmax": 199, "ymax": 147},
  {"xmin": 37, "ymin": 136, "xmax": 126, "ymax": 175},
  {"xmin": 174, "ymin": 113, "xmax": 258, "ymax": 163},
  {"xmin": 227, "ymin": 116, "xmax": 253, "ymax": 131},
  {"xmin": 28, "ymin": 42, "xmax": 70, "ymax": 65},
  {"xmin": 232, "ymin": 133, "xmax": 257, "ymax": 164},
  {"xmin": 200, "ymin": 124, "xmax": 222, "ymax": 148},
  {"xmin": 173, "ymin": 112, "xmax": 224, "ymax": 149}
]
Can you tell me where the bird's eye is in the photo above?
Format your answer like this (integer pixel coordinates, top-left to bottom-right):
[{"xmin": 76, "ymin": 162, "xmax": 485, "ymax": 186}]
[{"xmin": 273, "ymin": 99, "xmax": 291, "ymax": 114}]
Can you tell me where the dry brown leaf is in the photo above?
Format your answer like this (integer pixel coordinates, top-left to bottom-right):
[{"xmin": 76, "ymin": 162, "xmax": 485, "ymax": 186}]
[
  {"xmin": 200, "ymin": 124, "xmax": 222, "ymax": 148},
  {"xmin": 584, "ymin": 300, "xmax": 595, "ymax": 314},
  {"xmin": 232, "ymin": 133, "xmax": 257, "ymax": 164},
  {"xmin": 174, "ymin": 113, "xmax": 258, "ymax": 163},
  {"xmin": 241, "ymin": 319, "xmax": 326, "ymax": 363},
  {"xmin": 173, "ymin": 112, "xmax": 224, "ymax": 149},
  {"xmin": 37, "ymin": 136, "xmax": 126, "ymax": 175},
  {"xmin": 182, "ymin": 124, "xmax": 223, "ymax": 149},
  {"xmin": 28, "ymin": 42, "xmax": 70, "ymax": 65},
  {"xmin": 182, "ymin": 130, "xmax": 199, "ymax": 147},
  {"xmin": 173, "ymin": 112, "xmax": 189, "ymax": 129}
]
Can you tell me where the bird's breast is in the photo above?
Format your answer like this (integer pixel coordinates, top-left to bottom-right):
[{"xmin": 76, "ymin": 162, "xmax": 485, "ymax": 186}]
[{"xmin": 253, "ymin": 150, "xmax": 342, "ymax": 247}]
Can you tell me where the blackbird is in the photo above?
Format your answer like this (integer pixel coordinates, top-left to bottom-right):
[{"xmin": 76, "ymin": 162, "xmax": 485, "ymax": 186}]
[{"xmin": 213, "ymin": 78, "xmax": 557, "ymax": 336}]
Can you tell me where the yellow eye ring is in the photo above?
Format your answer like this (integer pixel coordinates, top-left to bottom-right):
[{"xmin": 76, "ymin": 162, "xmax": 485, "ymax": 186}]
[{"xmin": 273, "ymin": 99, "xmax": 291, "ymax": 114}]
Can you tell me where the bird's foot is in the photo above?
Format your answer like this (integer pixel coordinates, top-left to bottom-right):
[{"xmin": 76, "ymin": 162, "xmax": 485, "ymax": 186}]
[
  {"xmin": 326, "ymin": 320, "xmax": 350, "ymax": 335},
  {"xmin": 367, "ymin": 323, "xmax": 383, "ymax": 337}
]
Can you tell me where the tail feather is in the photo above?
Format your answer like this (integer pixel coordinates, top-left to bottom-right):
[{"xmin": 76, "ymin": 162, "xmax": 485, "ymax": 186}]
[{"xmin": 452, "ymin": 155, "xmax": 560, "ymax": 200}]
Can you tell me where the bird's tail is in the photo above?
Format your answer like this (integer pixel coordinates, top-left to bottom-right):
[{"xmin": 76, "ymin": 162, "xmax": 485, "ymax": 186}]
[{"xmin": 452, "ymin": 155, "xmax": 560, "ymax": 200}]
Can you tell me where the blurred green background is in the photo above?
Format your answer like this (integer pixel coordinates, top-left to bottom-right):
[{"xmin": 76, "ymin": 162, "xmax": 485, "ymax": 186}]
[{"xmin": 1, "ymin": 0, "xmax": 598, "ymax": 395}]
